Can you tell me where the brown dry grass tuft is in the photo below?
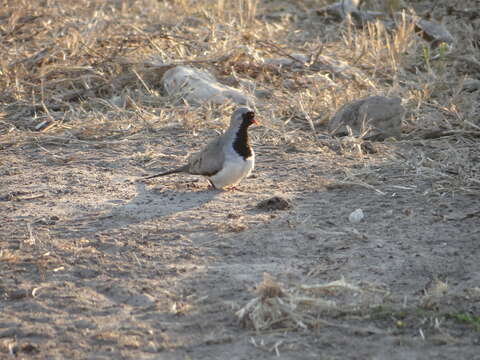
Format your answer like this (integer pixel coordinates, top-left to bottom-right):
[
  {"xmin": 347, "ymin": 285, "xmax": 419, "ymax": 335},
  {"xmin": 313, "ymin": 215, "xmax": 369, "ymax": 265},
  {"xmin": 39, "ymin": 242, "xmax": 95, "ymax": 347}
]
[{"xmin": 236, "ymin": 273, "xmax": 388, "ymax": 332}]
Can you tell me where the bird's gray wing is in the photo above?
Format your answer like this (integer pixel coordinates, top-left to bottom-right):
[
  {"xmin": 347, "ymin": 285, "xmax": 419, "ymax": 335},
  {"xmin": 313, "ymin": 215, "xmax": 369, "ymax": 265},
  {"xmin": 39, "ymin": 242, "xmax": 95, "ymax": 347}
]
[{"xmin": 187, "ymin": 136, "xmax": 226, "ymax": 176}]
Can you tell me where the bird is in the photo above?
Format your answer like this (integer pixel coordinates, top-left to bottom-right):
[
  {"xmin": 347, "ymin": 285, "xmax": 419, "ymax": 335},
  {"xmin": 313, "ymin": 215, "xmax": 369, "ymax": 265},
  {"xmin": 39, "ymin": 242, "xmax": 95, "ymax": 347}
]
[{"xmin": 142, "ymin": 107, "xmax": 258, "ymax": 189}]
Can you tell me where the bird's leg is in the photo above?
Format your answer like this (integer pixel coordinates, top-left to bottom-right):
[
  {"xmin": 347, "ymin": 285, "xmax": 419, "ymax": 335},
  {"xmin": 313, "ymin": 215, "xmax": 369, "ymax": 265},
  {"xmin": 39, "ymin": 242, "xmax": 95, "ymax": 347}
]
[
  {"xmin": 225, "ymin": 186, "xmax": 241, "ymax": 192},
  {"xmin": 208, "ymin": 179, "xmax": 216, "ymax": 189}
]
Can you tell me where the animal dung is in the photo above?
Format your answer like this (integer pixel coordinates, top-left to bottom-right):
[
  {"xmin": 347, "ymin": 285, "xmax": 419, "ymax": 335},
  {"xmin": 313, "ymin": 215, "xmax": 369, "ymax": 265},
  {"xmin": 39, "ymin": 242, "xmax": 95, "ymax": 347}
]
[{"xmin": 256, "ymin": 196, "xmax": 293, "ymax": 211}]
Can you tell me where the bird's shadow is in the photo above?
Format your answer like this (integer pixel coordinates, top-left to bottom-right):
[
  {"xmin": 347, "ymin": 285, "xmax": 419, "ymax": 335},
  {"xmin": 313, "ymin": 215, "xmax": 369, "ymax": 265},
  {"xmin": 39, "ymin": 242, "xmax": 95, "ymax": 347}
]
[{"xmin": 56, "ymin": 181, "xmax": 220, "ymax": 239}]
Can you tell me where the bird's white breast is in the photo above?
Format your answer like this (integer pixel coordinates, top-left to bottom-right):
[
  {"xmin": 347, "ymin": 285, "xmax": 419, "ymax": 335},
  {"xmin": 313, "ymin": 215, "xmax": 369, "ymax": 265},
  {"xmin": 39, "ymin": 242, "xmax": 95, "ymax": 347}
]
[{"xmin": 209, "ymin": 149, "xmax": 254, "ymax": 189}]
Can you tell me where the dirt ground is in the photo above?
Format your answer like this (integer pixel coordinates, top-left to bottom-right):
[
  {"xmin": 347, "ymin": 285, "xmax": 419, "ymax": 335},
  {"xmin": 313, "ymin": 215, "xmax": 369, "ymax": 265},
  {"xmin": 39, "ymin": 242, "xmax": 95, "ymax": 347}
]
[
  {"xmin": 1, "ymin": 0, "xmax": 480, "ymax": 359},
  {"xmin": 2, "ymin": 127, "xmax": 480, "ymax": 359}
]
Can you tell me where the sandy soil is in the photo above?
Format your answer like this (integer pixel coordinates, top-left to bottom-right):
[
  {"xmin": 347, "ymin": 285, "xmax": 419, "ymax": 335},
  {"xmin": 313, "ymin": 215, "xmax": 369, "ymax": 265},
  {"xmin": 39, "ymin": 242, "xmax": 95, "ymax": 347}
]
[{"xmin": 1, "ymin": 126, "xmax": 479, "ymax": 359}]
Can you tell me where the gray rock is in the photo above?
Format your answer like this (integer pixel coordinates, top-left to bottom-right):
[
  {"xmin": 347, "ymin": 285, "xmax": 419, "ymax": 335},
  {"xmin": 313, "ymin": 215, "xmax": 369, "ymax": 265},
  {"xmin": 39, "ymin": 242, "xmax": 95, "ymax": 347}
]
[
  {"xmin": 408, "ymin": 16, "xmax": 455, "ymax": 46},
  {"xmin": 74, "ymin": 319, "xmax": 98, "ymax": 330},
  {"xmin": 350, "ymin": 10, "xmax": 390, "ymax": 27},
  {"xmin": 318, "ymin": 0, "xmax": 360, "ymax": 19},
  {"xmin": 263, "ymin": 53, "xmax": 309, "ymax": 68},
  {"xmin": 318, "ymin": 0, "xmax": 389, "ymax": 28},
  {"xmin": 462, "ymin": 79, "xmax": 480, "ymax": 92},
  {"xmin": 329, "ymin": 96, "xmax": 405, "ymax": 140}
]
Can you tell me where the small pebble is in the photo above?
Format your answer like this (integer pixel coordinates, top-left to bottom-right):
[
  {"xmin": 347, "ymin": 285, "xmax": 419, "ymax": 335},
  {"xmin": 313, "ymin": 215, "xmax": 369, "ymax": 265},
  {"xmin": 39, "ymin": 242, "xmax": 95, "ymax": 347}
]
[{"xmin": 349, "ymin": 208, "xmax": 364, "ymax": 223}]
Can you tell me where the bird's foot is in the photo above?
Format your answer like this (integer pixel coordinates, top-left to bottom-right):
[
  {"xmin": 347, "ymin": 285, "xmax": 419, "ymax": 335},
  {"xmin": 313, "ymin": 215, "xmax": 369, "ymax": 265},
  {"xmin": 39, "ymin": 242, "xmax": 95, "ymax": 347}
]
[
  {"xmin": 207, "ymin": 180, "xmax": 216, "ymax": 190},
  {"xmin": 225, "ymin": 186, "xmax": 241, "ymax": 192}
]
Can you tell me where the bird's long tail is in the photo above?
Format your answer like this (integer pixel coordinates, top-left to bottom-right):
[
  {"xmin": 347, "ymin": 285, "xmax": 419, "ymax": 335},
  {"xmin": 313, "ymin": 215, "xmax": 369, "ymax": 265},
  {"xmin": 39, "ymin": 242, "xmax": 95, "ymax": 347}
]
[{"xmin": 142, "ymin": 165, "xmax": 188, "ymax": 180}]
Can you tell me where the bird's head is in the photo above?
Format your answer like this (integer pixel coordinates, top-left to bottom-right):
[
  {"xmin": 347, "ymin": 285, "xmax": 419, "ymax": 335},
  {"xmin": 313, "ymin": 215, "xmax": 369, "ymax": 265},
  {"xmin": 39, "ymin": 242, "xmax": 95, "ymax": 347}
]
[{"xmin": 231, "ymin": 107, "xmax": 258, "ymax": 129}]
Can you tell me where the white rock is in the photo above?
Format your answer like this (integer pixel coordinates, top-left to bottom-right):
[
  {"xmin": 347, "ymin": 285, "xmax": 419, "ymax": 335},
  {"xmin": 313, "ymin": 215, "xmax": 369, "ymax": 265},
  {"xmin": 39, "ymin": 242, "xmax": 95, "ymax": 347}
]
[
  {"xmin": 349, "ymin": 208, "xmax": 364, "ymax": 224},
  {"xmin": 162, "ymin": 66, "xmax": 251, "ymax": 106}
]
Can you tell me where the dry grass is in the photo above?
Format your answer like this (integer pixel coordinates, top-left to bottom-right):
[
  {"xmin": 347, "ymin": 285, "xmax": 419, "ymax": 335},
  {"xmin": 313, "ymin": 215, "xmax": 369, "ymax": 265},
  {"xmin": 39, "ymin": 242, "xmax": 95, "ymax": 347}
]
[
  {"xmin": 2, "ymin": 0, "xmax": 478, "ymax": 141},
  {"xmin": 236, "ymin": 273, "xmax": 388, "ymax": 332}
]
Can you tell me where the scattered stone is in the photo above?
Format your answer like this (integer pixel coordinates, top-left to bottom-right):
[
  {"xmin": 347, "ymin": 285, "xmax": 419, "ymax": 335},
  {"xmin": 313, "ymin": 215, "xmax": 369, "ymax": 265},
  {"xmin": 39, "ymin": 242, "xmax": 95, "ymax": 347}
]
[
  {"xmin": 349, "ymin": 208, "xmax": 364, "ymax": 224},
  {"xmin": 256, "ymin": 196, "xmax": 292, "ymax": 211},
  {"xmin": 360, "ymin": 141, "xmax": 378, "ymax": 154},
  {"xmin": 282, "ymin": 79, "xmax": 296, "ymax": 89},
  {"xmin": 411, "ymin": 16, "xmax": 455, "ymax": 46},
  {"xmin": 74, "ymin": 319, "xmax": 98, "ymax": 330},
  {"xmin": 350, "ymin": 10, "xmax": 390, "ymax": 27},
  {"xmin": 462, "ymin": 78, "xmax": 480, "ymax": 92},
  {"xmin": 162, "ymin": 66, "xmax": 251, "ymax": 106},
  {"xmin": 263, "ymin": 53, "xmax": 309, "ymax": 68},
  {"xmin": 254, "ymin": 89, "xmax": 272, "ymax": 99},
  {"xmin": 317, "ymin": 3, "xmax": 454, "ymax": 46},
  {"xmin": 447, "ymin": 6, "xmax": 480, "ymax": 21},
  {"xmin": 74, "ymin": 268, "xmax": 100, "ymax": 279},
  {"xmin": 0, "ymin": 192, "xmax": 16, "ymax": 201},
  {"xmin": 5, "ymin": 289, "xmax": 28, "ymax": 301},
  {"xmin": 329, "ymin": 96, "xmax": 405, "ymax": 140},
  {"xmin": 317, "ymin": 0, "xmax": 360, "ymax": 20},
  {"xmin": 20, "ymin": 344, "xmax": 40, "ymax": 354},
  {"xmin": 310, "ymin": 55, "xmax": 367, "ymax": 81},
  {"xmin": 318, "ymin": 0, "xmax": 390, "ymax": 28},
  {"xmin": 33, "ymin": 216, "xmax": 59, "ymax": 225}
]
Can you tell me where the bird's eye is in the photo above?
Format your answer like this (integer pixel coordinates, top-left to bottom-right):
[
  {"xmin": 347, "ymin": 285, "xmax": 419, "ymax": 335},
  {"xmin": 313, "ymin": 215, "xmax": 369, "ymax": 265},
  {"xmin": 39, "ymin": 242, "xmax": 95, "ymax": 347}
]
[{"xmin": 245, "ymin": 111, "xmax": 255, "ymax": 120}]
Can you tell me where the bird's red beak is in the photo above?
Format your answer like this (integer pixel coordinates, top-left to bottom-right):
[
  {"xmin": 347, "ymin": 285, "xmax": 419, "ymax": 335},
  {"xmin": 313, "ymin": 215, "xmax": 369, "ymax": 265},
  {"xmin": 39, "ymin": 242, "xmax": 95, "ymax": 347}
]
[{"xmin": 246, "ymin": 111, "xmax": 259, "ymax": 125}]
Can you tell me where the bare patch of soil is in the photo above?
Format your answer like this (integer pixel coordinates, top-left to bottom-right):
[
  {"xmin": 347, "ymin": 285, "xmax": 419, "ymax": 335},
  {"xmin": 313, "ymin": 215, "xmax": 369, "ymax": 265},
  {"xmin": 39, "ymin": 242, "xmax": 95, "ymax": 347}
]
[{"xmin": 1, "ymin": 128, "xmax": 479, "ymax": 359}]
